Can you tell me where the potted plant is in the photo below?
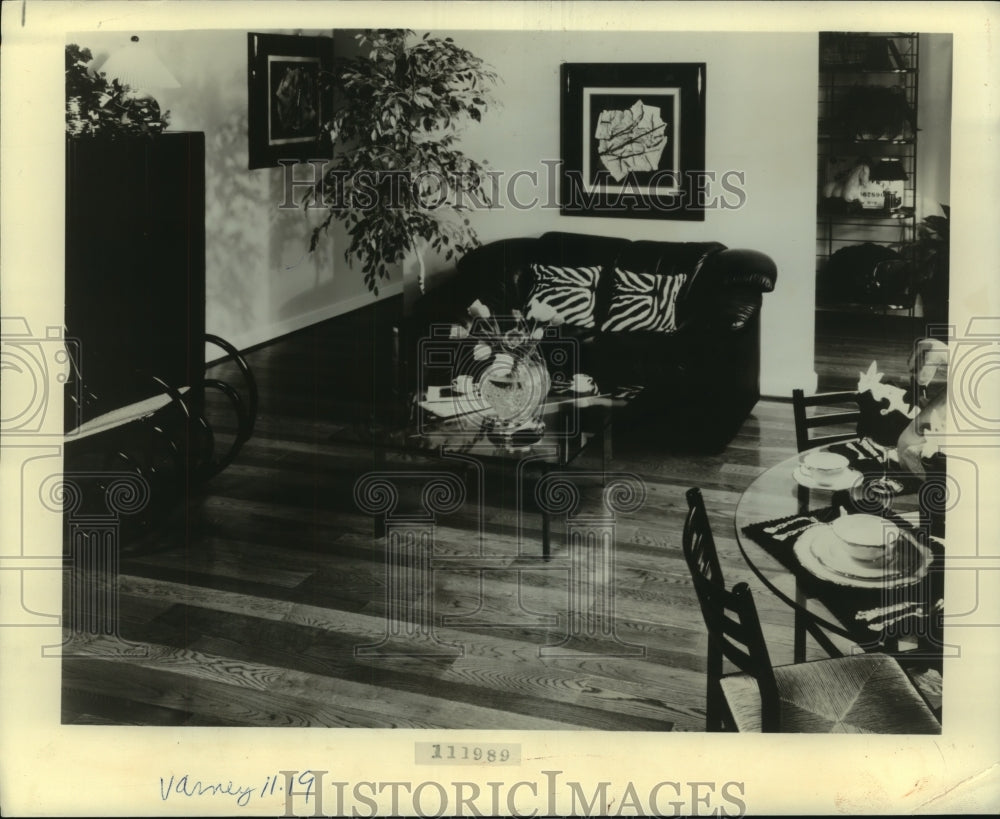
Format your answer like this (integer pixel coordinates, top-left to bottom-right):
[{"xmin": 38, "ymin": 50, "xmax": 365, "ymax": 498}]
[
  {"xmin": 66, "ymin": 43, "xmax": 171, "ymax": 136},
  {"xmin": 896, "ymin": 204, "xmax": 950, "ymax": 323},
  {"xmin": 306, "ymin": 29, "xmax": 498, "ymax": 296}
]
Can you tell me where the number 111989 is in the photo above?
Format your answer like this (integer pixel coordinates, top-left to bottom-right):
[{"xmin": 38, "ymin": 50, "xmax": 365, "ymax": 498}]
[{"xmin": 415, "ymin": 742, "xmax": 520, "ymax": 765}]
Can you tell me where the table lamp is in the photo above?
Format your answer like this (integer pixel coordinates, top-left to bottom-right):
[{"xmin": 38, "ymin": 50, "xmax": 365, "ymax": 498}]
[
  {"xmin": 99, "ymin": 35, "xmax": 179, "ymax": 133},
  {"xmin": 869, "ymin": 158, "xmax": 908, "ymax": 212}
]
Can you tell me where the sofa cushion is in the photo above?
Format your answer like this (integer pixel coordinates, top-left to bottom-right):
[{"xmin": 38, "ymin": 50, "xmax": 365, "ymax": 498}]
[
  {"xmin": 600, "ymin": 267, "xmax": 687, "ymax": 333},
  {"xmin": 527, "ymin": 263, "xmax": 602, "ymax": 329}
]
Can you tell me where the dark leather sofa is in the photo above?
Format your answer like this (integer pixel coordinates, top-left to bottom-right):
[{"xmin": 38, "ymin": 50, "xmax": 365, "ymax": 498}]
[{"xmin": 405, "ymin": 231, "xmax": 777, "ymax": 452}]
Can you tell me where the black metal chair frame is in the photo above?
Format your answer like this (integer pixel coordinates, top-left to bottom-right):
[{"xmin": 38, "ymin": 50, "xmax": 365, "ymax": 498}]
[
  {"xmin": 682, "ymin": 486, "xmax": 938, "ymax": 733},
  {"xmin": 63, "ymin": 332, "xmax": 258, "ymax": 524},
  {"xmin": 682, "ymin": 487, "xmax": 781, "ymax": 731},
  {"xmin": 790, "ymin": 387, "xmax": 869, "ymax": 661},
  {"xmin": 791, "ymin": 387, "xmax": 862, "ymax": 452}
]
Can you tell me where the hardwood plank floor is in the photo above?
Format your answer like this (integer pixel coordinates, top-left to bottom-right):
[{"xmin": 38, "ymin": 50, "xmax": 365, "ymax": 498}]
[{"xmin": 60, "ymin": 300, "xmax": 925, "ymax": 730}]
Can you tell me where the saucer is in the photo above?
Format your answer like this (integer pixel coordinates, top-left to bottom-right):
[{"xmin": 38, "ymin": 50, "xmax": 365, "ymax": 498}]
[
  {"xmin": 794, "ymin": 525, "xmax": 930, "ymax": 588},
  {"xmin": 792, "ymin": 466, "xmax": 864, "ymax": 491}
]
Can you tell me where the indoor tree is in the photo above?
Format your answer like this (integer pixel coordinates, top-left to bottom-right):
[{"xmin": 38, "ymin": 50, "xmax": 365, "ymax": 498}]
[{"xmin": 307, "ymin": 29, "xmax": 499, "ymax": 296}]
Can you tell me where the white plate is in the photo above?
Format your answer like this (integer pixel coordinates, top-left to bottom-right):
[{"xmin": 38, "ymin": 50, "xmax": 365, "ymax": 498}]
[
  {"xmin": 794, "ymin": 525, "xmax": 930, "ymax": 588},
  {"xmin": 792, "ymin": 466, "xmax": 864, "ymax": 491}
]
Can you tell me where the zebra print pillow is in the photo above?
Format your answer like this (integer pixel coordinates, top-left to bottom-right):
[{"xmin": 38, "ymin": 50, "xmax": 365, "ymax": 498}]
[
  {"xmin": 527, "ymin": 263, "xmax": 602, "ymax": 328},
  {"xmin": 600, "ymin": 268, "xmax": 688, "ymax": 333}
]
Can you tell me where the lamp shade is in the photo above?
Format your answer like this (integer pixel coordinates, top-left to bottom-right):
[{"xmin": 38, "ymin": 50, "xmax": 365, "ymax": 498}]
[{"xmin": 100, "ymin": 35, "xmax": 180, "ymax": 91}]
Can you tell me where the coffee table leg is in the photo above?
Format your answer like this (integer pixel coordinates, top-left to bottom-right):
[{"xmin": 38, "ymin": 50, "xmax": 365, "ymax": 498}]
[
  {"xmin": 794, "ymin": 582, "xmax": 808, "ymax": 663},
  {"xmin": 373, "ymin": 441, "xmax": 386, "ymax": 541}
]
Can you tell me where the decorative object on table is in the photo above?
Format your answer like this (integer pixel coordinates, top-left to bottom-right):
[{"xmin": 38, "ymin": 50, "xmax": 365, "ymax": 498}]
[
  {"xmin": 821, "ymin": 438, "xmax": 924, "ymax": 502},
  {"xmin": 404, "ymin": 231, "xmax": 777, "ymax": 452},
  {"xmin": 466, "ymin": 299, "xmax": 560, "ymax": 444},
  {"xmin": 853, "ymin": 361, "xmax": 920, "ymax": 499},
  {"xmin": 247, "ymin": 32, "xmax": 334, "ymax": 170},
  {"xmin": 560, "ymin": 62, "xmax": 706, "ymax": 220},
  {"xmin": 303, "ymin": 29, "xmax": 498, "ymax": 295},
  {"xmin": 856, "ymin": 360, "xmax": 917, "ymax": 445},
  {"xmin": 66, "ymin": 43, "xmax": 172, "ymax": 137}
]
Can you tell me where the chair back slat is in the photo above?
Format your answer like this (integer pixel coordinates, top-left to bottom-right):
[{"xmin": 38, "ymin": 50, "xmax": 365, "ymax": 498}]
[
  {"xmin": 792, "ymin": 388, "xmax": 861, "ymax": 452},
  {"xmin": 683, "ymin": 488, "xmax": 782, "ymax": 729}
]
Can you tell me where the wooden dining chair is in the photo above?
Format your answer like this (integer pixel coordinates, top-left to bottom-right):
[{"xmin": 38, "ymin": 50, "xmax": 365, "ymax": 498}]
[
  {"xmin": 791, "ymin": 388, "xmax": 862, "ymax": 452},
  {"xmin": 682, "ymin": 487, "xmax": 940, "ymax": 733}
]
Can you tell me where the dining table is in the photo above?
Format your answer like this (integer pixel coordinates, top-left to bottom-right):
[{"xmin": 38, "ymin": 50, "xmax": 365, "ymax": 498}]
[{"xmin": 734, "ymin": 436, "xmax": 946, "ymax": 665}]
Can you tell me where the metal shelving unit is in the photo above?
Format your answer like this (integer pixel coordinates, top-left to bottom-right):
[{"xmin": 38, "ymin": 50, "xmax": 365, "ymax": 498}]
[{"xmin": 816, "ymin": 33, "xmax": 919, "ymax": 313}]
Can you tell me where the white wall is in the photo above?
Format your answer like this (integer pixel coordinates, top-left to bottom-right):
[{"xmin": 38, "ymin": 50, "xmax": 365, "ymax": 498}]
[
  {"xmin": 73, "ymin": 29, "xmax": 952, "ymax": 396},
  {"xmin": 918, "ymin": 33, "xmax": 953, "ymax": 220},
  {"xmin": 430, "ymin": 30, "xmax": 820, "ymax": 397},
  {"xmin": 72, "ymin": 29, "xmax": 399, "ymax": 353}
]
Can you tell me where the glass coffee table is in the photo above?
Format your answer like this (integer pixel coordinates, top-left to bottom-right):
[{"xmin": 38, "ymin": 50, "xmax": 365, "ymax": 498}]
[{"xmin": 369, "ymin": 383, "xmax": 644, "ymax": 559}]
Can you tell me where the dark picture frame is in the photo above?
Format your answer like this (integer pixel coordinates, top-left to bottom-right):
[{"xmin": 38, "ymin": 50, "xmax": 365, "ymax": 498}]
[
  {"xmin": 247, "ymin": 32, "xmax": 334, "ymax": 170},
  {"xmin": 560, "ymin": 63, "xmax": 707, "ymax": 220}
]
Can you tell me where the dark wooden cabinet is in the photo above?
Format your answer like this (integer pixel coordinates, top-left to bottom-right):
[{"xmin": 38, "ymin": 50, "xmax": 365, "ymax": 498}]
[{"xmin": 65, "ymin": 132, "xmax": 206, "ymax": 429}]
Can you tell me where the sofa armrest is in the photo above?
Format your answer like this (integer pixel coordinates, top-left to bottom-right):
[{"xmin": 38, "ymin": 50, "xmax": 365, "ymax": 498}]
[{"xmin": 679, "ymin": 248, "xmax": 777, "ymax": 332}]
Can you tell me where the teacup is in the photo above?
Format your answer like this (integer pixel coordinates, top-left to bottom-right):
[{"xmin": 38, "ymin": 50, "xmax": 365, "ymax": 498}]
[
  {"xmin": 799, "ymin": 451, "xmax": 849, "ymax": 486},
  {"xmin": 572, "ymin": 373, "xmax": 597, "ymax": 394},
  {"xmin": 832, "ymin": 514, "xmax": 899, "ymax": 564}
]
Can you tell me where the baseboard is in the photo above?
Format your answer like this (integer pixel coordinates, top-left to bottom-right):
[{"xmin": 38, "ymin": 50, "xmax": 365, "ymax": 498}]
[
  {"xmin": 760, "ymin": 367, "xmax": 818, "ymax": 400},
  {"xmin": 208, "ymin": 281, "xmax": 404, "ymax": 359}
]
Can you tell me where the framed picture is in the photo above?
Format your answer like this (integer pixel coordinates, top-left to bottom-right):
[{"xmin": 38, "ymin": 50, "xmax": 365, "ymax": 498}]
[
  {"xmin": 560, "ymin": 63, "xmax": 706, "ymax": 220},
  {"xmin": 247, "ymin": 32, "xmax": 334, "ymax": 170}
]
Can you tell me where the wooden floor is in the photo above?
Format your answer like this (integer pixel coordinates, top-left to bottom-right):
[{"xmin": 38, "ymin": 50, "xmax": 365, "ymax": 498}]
[
  {"xmin": 814, "ymin": 308, "xmax": 928, "ymax": 392},
  {"xmin": 60, "ymin": 302, "xmax": 929, "ymax": 730}
]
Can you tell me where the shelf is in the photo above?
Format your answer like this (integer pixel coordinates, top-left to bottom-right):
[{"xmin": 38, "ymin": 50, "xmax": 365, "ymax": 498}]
[
  {"xmin": 818, "ymin": 135, "xmax": 916, "ymax": 145},
  {"xmin": 819, "ymin": 66, "xmax": 916, "ymax": 75},
  {"xmin": 816, "ymin": 31, "xmax": 919, "ymax": 308},
  {"xmin": 818, "ymin": 208, "xmax": 915, "ymax": 224}
]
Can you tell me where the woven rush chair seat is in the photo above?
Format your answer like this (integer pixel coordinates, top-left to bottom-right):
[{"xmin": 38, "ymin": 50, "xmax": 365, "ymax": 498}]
[
  {"xmin": 720, "ymin": 652, "xmax": 940, "ymax": 733},
  {"xmin": 683, "ymin": 487, "xmax": 939, "ymax": 733}
]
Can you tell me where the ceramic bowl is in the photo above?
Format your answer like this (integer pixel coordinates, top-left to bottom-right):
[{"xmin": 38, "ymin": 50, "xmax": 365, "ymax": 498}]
[
  {"xmin": 831, "ymin": 514, "xmax": 899, "ymax": 564},
  {"xmin": 800, "ymin": 451, "xmax": 849, "ymax": 485}
]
